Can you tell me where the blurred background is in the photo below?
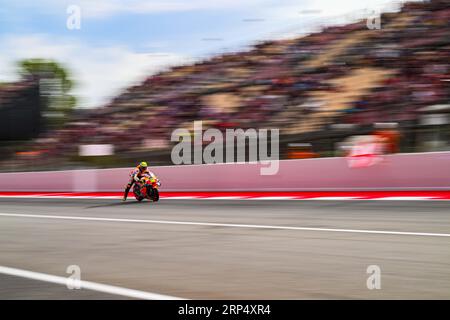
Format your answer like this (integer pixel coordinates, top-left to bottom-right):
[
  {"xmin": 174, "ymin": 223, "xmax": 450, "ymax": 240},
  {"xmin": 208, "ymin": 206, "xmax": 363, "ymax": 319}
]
[{"xmin": 0, "ymin": 0, "xmax": 449, "ymax": 172}]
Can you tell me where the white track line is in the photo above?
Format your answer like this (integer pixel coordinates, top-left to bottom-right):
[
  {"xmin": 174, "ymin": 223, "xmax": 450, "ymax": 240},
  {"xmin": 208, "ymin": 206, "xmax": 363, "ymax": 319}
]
[
  {"xmin": 372, "ymin": 196, "xmax": 437, "ymax": 200},
  {"xmin": 308, "ymin": 197, "xmax": 362, "ymax": 200},
  {"xmin": 250, "ymin": 196, "xmax": 298, "ymax": 200},
  {"xmin": 0, "ymin": 195, "xmax": 111, "ymax": 199},
  {"xmin": 0, "ymin": 265, "xmax": 185, "ymax": 300},
  {"xmin": 159, "ymin": 196, "xmax": 200, "ymax": 199},
  {"xmin": 200, "ymin": 196, "xmax": 246, "ymax": 200},
  {"xmin": 1, "ymin": 212, "xmax": 449, "ymax": 238}
]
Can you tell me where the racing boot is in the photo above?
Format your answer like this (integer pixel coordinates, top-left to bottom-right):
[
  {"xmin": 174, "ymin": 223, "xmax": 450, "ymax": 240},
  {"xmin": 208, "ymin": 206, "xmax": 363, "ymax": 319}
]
[{"xmin": 123, "ymin": 184, "xmax": 131, "ymax": 201}]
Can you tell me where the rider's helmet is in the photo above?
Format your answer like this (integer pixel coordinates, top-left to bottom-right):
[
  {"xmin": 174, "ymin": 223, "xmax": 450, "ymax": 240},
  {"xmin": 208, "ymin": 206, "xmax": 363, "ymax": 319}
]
[{"xmin": 138, "ymin": 161, "xmax": 148, "ymax": 171}]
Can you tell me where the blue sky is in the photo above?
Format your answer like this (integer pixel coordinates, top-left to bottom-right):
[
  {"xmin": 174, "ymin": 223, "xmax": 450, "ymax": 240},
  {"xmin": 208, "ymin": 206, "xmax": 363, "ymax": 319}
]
[{"xmin": 0, "ymin": 0, "xmax": 411, "ymax": 108}]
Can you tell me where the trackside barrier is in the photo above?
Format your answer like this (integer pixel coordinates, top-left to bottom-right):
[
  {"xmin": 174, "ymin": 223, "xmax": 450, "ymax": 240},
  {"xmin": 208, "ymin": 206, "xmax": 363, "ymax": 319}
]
[{"xmin": 0, "ymin": 152, "xmax": 449, "ymax": 192}]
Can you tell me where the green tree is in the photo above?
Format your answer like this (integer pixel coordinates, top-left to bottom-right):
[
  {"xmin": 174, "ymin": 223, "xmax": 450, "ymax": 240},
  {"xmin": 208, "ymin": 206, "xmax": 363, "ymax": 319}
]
[{"xmin": 17, "ymin": 59, "xmax": 77, "ymax": 128}]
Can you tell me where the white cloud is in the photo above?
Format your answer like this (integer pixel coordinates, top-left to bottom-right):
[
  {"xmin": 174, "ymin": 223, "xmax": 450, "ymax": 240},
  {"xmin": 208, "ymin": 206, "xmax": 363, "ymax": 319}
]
[
  {"xmin": 24, "ymin": 0, "xmax": 269, "ymax": 18},
  {"xmin": 259, "ymin": 0, "xmax": 408, "ymax": 39},
  {"xmin": 0, "ymin": 34, "xmax": 192, "ymax": 108}
]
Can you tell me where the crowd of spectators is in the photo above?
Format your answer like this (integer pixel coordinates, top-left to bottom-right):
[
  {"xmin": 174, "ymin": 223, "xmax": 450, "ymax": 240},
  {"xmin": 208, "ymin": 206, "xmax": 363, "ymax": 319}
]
[{"xmin": 1, "ymin": 0, "xmax": 449, "ymax": 170}]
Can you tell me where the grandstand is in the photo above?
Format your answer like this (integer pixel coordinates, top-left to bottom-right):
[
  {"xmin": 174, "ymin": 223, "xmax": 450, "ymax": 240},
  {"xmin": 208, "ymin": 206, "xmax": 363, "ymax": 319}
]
[{"xmin": 1, "ymin": 0, "xmax": 449, "ymax": 171}]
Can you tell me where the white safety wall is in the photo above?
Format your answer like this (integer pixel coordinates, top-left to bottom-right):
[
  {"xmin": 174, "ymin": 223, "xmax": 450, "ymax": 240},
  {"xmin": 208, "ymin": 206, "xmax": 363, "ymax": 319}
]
[{"xmin": 0, "ymin": 152, "xmax": 449, "ymax": 192}]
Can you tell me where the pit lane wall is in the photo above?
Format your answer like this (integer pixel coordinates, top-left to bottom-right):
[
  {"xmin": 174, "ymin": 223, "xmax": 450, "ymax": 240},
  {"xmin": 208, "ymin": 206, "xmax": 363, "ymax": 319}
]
[{"xmin": 0, "ymin": 152, "xmax": 449, "ymax": 192}]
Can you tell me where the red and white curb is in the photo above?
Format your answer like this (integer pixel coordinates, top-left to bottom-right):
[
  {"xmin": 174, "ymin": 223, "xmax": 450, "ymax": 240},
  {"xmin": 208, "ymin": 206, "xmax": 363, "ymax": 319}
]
[{"xmin": 0, "ymin": 191, "xmax": 449, "ymax": 200}]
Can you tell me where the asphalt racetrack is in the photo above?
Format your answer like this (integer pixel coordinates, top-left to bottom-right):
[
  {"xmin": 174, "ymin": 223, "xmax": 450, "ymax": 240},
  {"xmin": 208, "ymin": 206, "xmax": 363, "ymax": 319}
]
[{"xmin": 0, "ymin": 197, "xmax": 449, "ymax": 299}]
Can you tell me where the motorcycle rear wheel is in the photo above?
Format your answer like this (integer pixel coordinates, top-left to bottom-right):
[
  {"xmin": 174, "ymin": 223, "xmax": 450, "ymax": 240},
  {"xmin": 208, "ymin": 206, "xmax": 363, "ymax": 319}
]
[{"xmin": 152, "ymin": 189, "xmax": 159, "ymax": 202}]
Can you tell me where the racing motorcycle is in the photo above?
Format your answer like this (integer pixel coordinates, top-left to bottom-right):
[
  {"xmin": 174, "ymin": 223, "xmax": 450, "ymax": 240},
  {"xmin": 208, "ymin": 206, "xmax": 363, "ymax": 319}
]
[{"xmin": 133, "ymin": 175, "xmax": 161, "ymax": 202}]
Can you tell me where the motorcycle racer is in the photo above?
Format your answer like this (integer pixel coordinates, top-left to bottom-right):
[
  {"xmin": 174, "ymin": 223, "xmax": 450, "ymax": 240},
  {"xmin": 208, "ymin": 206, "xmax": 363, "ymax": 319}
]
[{"xmin": 123, "ymin": 161, "xmax": 157, "ymax": 201}]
